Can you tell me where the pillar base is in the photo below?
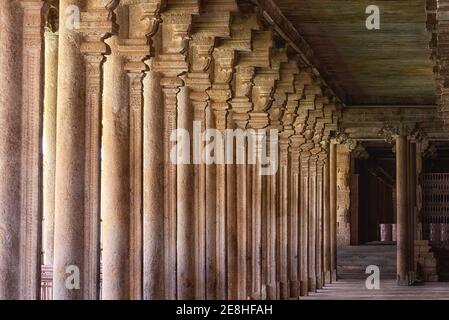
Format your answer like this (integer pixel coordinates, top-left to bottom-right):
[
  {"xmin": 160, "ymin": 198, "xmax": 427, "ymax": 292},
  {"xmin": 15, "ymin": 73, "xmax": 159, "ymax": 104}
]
[
  {"xmin": 266, "ymin": 283, "xmax": 277, "ymax": 300},
  {"xmin": 332, "ymin": 269, "xmax": 337, "ymax": 282},
  {"xmin": 317, "ymin": 274, "xmax": 324, "ymax": 289},
  {"xmin": 288, "ymin": 280, "xmax": 300, "ymax": 299},
  {"xmin": 397, "ymin": 274, "xmax": 411, "ymax": 286},
  {"xmin": 279, "ymin": 281, "xmax": 289, "ymax": 300},
  {"xmin": 409, "ymin": 271, "xmax": 417, "ymax": 285},
  {"xmin": 324, "ymin": 271, "xmax": 331, "ymax": 284},
  {"xmin": 308, "ymin": 277, "xmax": 317, "ymax": 292},
  {"xmin": 260, "ymin": 285, "xmax": 267, "ymax": 300},
  {"xmin": 299, "ymin": 280, "xmax": 308, "ymax": 296}
]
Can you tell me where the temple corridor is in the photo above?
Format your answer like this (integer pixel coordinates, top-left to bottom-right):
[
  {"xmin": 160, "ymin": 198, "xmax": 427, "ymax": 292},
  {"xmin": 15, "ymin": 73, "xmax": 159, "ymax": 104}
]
[{"xmin": 2, "ymin": 0, "xmax": 449, "ymax": 301}]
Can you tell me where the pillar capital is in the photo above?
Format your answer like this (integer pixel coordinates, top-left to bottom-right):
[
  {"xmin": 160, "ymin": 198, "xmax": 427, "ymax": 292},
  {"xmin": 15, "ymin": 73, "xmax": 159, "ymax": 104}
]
[{"xmin": 380, "ymin": 122, "xmax": 415, "ymax": 143}]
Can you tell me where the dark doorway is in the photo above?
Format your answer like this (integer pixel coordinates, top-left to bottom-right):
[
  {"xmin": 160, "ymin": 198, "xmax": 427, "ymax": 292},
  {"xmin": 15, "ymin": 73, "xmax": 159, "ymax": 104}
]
[{"xmin": 354, "ymin": 142, "xmax": 396, "ymax": 244}]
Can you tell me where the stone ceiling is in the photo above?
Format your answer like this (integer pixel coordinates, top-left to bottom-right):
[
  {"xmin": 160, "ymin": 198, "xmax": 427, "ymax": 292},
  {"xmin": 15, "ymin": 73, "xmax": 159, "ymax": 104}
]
[{"xmin": 273, "ymin": 0, "xmax": 436, "ymax": 105}]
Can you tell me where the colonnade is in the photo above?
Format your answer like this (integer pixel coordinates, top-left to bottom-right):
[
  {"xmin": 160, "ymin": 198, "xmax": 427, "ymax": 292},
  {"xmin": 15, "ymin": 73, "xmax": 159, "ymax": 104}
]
[
  {"xmin": 0, "ymin": 0, "xmax": 430, "ymax": 300},
  {"xmin": 0, "ymin": 0, "xmax": 343, "ymax": 300}
]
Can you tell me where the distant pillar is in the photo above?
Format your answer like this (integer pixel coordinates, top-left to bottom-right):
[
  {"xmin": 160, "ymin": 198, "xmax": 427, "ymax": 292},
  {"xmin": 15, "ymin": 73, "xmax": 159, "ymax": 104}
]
[
  {"xmin": 323, "ymin": 152, "xmax": 331, "ymax": 283},
  {"xmin": 329, "ymin": 142, "xmax": 338, "ymax": 281},
  {"xmin": 396, "ymin": 134, "xmax": 409, "ymax": 285}
]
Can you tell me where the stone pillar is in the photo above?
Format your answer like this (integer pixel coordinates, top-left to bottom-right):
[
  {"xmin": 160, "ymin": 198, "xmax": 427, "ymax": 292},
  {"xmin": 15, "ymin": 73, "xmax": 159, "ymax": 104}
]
[
  {"xmin": 186, "ymin": 82, "xmax": 208, "ymax": 300},
  {"xmin": 323, "ymin": 151, "xmax": 331, "ymax": 283},
  {"xmin": 250, "ymin": 133, "xmax": 263, "ymax": 299},
  {"xmin": 396, "ymin": 134, "xmax": 410, "ymax": 285},
  {"xmin": 213, "ymin": 106, "xmax": 228, "ymax": 301},
  {"xmin": 43, "ymin": 24, "xmax": 59, "ymax": 267},
  {"xmin": 101, "ymin": 37, "xmax": 131, "ymax": 300},
  {"xmin": 278, "ymin": 136, "xmax": 290, "ymax": 299},
  {"xmin": 308, "ymin": 153, "xmax": 318, "ymax": 292},
  {"xmin": 265, "ymin": 132, "xmax": 278, "ymax": 299},
  {"xmin": 152, "ymin": 5, "xmax": 198, "ymax": 299},
  {"xmin": 0, "ymin": 1, "xmax": 24, "ymax": 300},
  {"xmin": 299, "ymin": 149, "xmax": 311, "ymax": 296},
  {"xmin": 53, "ymin": 0, "xmax": 115, "ymax": 300},
  {"xmin": 204, "ymin": 105, "xmax": 218, "ymax": 299},
  {"xmin": 329, "ymin": 142, "xmax": 337, "ymax": 281},
  {"xmin": 236, "ymin": 155, "xmax": 248, "ymax": 300},
  {"xmin": 102, "ymin": 1, "xmax": 156, "ymax": 299},
  {"xmin": 288, "ymin": 137, "xmax": 301, "ymax": 298},
  {"xmin": 231, "ymin": 65, "xmax": 255, "ymax": 300},
  {"xmin": 226, "ymin": 114, "xmax": 238, "ymax": 300},
  {"xmin": 336, "ymin": 144, "xmax": 351, "ymax": 246},
  {"xmin": 414, "ymin": 134, "xmax": 427, "ymax": 241},
  {"xmin": 143, "ymin": 71, "xmax": 165, "ymax": 299},
  {"xmin": 407, "ymin": 141, "xmax": 416, "ymax": 283},
  {"xmin": 316, "ymin": 154, "xmax": 325, "ymax": 289},
  {"xmin": 176, "ymin": 82, "xmax": 196, "ymax": 299}
]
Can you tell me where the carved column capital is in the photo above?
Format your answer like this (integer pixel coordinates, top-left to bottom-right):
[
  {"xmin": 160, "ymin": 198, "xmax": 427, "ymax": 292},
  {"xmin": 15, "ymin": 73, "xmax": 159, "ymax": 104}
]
[{"xmin": 380, "ymin": 122, "xmax": 414, "ymax": 143}]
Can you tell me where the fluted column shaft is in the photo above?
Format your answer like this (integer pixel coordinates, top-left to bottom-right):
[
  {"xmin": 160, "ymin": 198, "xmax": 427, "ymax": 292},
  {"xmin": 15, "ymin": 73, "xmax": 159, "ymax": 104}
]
[
  {"xmin": 143, "ymin": 71, "xmax": 165, "ymax": 299},
  {"xmin": 0, "ymin": 0, "xmax": 24, "ymax": 299},
  {"xmin": 288, "ymin": 142, "xmax": 300, "ymax": 298},
  {"xmin": 396, "ymin": 135, "xmax": 409, "ymax": 285},
  {"xmin": 266, "ymin": 132, "xmax": 278, "ymax": 299},
  {"xmin": 176, "ymin": 83, "xmax": 195, "ymax": 299},
  {"xmin": 329, "ymin": 142, "xmax": 337, "ymax": 281},
  {"xmin": 101, "ymin": 40, "xmax": 130, "ymax": 300},
  {"xmin": 43, "ymin": 30, "xmax": 58, "ymax": 267},
  {"xmin": 323, "ymin": 154, "xmax": 331, "ymax": 283},
  {"xmin": 407, "ymin": 140, "xmax": 416, "ymax": 283},
  {"xmin": 299, "ymin": 151, "xmax": 310, "ymax": 296},
  {"xmin": 278, "ymin": 138, "xmax": 290, "ymax": 299},
  {"xmin": 308, "ymin": 155, "xmax": 318, "ymax": 292},
  {"xmin": 316, "ymin": 158, "xmax": 325, "ymax": 289}
]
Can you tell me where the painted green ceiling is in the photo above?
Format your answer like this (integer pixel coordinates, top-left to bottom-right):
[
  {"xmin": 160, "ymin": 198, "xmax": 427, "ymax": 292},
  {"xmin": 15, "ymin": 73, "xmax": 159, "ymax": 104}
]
[{"xmin": 274, "ymin": 0, "xmax": 436, "ymax": 105}]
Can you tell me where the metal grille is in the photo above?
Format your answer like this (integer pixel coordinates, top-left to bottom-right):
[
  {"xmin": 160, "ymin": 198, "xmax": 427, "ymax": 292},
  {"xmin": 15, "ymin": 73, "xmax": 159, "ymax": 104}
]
[{"xmin": 422, "ymin": 173, "xmax": 449, "ymax": 244}]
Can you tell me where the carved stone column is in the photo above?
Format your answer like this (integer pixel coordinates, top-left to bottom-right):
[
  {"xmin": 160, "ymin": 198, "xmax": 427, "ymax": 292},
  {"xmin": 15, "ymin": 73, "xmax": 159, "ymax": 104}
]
[
  {"xmin": 176, "ymin": 80, "xmax": 196, "ymax": 299},
  {"xmin": 396, "ymin": 133, "xmax": 410, "ymax": 285},
  {"xmin": 102, "ymin": 1, "xmax": 154, "ymax": 299},
  {"xmin": 265, "ymin": 130, "xmax": 279, "ymax": 300},
  {"xmin": 143, "ymin": 69, "xmax": 164, "ymax": 299},
  {"xmin": 43, "ymin": 5, "xmax": 59, "ymax": 267},
  {"xmin": 323, "ymin": 148, "xmax": 331, "ymax": 283},
  {"xmin": 288, "ymin": 136, "xmax": 302, "ymax": 298},
  {"xmin": 381, "ymin": 123, "xmax": 414, "ymax": 285},
  {"xmin": 412, "ymin": 130, "xmax": 428, "ymax": 241},
  {"xmin": 299, "ymin": 144, "xmax": 312, "ymax": 296},
  {"xmin": 407, "ymin": 139, "xmax": 417, "ymax": 283},
  {"xmin": 142, "ymin": 2, "xmax": 165, "ymax": 301},
  {"xmin": 153, "ymin": 3, "xmax": 199, "ymax": 299},
  {"xmin": 53, "ymin": 1, "xmax": 116, "ymax": 300},
  {"xmin": 308, "ymin": 149, "xmax": 319, "ymax": 292},
  {"xmin": 329, "ymin": 141, "xmax": 338, "ymax": 282},
  {"xmin": 231, "ymin": 65, "xmax": 254, "ymax": 300},
  {"xmin": 0, "ymin": 0, "xmax": 44, "ymax": 300},
  {"xmin": 187, "ymin": 5, "xmax": 235, "ymax": 298},
  {"xmin": 336, "ymin": 143, "xmax": 351, "ymax": 246},
  {"xmin": 316, "ymin": 151, "xmax": 326, "ymax": 289},
  {"xmin": 278, "ymin": 79, "xmax": 300, "ymax": 299},
  {"xmin": 278, "ymin": 135, "xmax": 290, "ymax": 299}
]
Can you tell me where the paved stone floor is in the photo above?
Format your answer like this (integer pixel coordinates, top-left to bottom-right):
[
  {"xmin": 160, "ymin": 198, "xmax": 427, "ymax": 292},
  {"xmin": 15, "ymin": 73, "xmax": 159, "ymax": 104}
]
[{"xmin": 300, "ymin": 279, "xmax": 449, "ymax": 300}]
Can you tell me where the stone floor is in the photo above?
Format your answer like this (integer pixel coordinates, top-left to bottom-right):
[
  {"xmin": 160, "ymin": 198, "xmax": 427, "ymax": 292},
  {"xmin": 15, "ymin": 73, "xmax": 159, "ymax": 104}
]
[{"xmin": 300, "ymin": 279, "xmax": 449, "ymax": 300}]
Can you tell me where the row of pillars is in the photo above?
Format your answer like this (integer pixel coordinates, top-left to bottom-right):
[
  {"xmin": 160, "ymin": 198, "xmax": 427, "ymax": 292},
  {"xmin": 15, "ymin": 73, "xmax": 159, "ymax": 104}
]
[{"xmin": 0, "ymin": 0, "xmax": 345, "ymax": 300}]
